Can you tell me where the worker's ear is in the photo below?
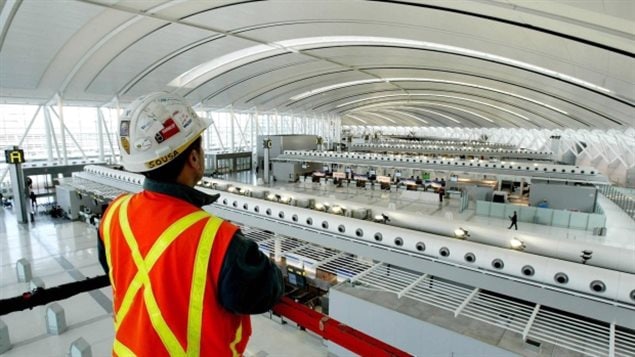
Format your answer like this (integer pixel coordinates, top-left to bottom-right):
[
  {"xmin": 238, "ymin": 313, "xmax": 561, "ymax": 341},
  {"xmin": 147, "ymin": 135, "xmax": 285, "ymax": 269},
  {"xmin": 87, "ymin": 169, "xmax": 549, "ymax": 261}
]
[{"xmin": 190, "ymin": 148, "xmax": 202, "ymax": 169}]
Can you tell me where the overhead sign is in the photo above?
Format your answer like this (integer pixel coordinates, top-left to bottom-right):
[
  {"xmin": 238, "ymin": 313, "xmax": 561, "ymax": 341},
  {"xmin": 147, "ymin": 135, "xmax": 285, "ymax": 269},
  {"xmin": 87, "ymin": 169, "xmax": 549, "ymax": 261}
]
[{"xmin": 5, "ymin": 149, "xmax": 25, "ymax": 164}]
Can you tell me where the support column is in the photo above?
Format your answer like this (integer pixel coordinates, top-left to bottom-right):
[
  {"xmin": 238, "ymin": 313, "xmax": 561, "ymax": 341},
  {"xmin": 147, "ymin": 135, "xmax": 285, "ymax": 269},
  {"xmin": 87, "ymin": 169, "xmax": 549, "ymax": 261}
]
[
  {"xmin": 43, "ymin": 107, "xmax": 57, "ymax": 162},
  {"xmin": 97, "ymin": 108, "xmax": 115, "ymax": 163},
  {"xmin": 253, "ymin": 109, "xmax": 259, "ymax": 171},
  {"xmin": 263, "ymin": 138, "xmax": 271, "ymax": 184},
  {"xmin": 57, "ymin": 94, "xmax": 68, "ymax": 165},
  {"xmin": 97, "ymin": 108, "xmax": 104, "ymax": 162},
  {"xmin": 230, "ymin": 109, "xmax": 235, "ymax": 152},
  {"xmin": 519, "ymin": 178, "xmax": 525, "ymax": 197}
]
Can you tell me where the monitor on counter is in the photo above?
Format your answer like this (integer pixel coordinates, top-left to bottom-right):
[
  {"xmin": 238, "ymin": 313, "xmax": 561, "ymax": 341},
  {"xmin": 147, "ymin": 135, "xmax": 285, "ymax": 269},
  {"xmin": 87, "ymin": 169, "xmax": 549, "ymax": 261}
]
[{"xmin": 287, "ymin": 270, "xmax": 306, "ymax": 289}]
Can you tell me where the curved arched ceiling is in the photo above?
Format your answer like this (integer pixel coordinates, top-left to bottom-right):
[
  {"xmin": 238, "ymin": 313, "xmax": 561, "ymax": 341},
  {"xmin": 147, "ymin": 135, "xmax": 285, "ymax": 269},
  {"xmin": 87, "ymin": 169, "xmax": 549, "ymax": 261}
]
[{"xmin": 0, "ymin": 0, "xmax": 633, "ymax": 129}]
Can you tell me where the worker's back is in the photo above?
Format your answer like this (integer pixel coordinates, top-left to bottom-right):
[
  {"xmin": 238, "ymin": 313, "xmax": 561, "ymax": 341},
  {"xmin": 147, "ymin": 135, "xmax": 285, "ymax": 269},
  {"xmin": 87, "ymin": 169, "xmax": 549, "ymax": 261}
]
[{"xmin": 100, "ymin": 191, "xmax": 250, "ymax": 356}]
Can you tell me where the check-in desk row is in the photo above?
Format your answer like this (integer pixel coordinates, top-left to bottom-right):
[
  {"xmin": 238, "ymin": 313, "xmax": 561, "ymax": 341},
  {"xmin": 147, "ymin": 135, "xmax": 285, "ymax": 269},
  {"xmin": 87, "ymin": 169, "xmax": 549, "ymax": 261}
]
[
  {"xmin": 351, "ymin": 143, "xmax": 553, "ymax": 160},
  {"xmin": 278, "ymin": 150, "xmax": 608, "ymax": 183},
  {"xmin": 304, "ymin": 172, "xmax": 445, "ymax": 194},
  {"xmin": 374, "ymin": 139, "xmax": 517, "ymax": 149}
]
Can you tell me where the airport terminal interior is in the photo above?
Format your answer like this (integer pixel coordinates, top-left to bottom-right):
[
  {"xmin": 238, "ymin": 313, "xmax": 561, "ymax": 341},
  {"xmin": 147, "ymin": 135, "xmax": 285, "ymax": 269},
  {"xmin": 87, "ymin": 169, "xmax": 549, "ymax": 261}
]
[{"xmin": 0, "ymin": 1, "xmax": 634, "ymax": 356}]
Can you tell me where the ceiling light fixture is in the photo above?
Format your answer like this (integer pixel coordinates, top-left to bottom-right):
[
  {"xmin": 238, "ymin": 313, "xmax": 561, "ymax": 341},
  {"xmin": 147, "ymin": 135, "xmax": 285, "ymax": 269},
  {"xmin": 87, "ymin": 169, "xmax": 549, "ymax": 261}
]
[
  {"xmin": 376, "ymin": 109, "xmax": 428, "ymax": 124},
  {"xmin": 344, "ymin": 114, "xmax": 368, "ymax": 124},
  {"xmin": 362, "ymin": 112, "xmax": 397, "ymax": 124},
  {"xmin": 277, "ymin": 36, "xmax": 610, "ymax": 94},
  {"xmin": 290, "ymin": 79, "xmax": 381, "ymax": 101},
  {"xmin": 510, "ymin": 238, "xmax": 526, "ymax": 250},
  {"xmin": 454, "ymin": 228, "xmax": 470, "ymax": 239},
  {"xmin": 168, "ymin": 35, "xmax": 609, "ymax": 98},
  {"xmin": 338, "ymin": 93, "xmax": 531, "ymax": 122},
  {"xmin": 168, "ymin": 44, "xmax": 280, "ymax": 88},
  {"xmin": 397, "ymin": 106, "xmax": 461, "ymax": 124},
  {"xmin": 297, "ymin": 78, "xmax": 568, "ymax": 115},
  {"xmin": 352, "ymin": 101, "xmax": 495, "ymax": 123}
]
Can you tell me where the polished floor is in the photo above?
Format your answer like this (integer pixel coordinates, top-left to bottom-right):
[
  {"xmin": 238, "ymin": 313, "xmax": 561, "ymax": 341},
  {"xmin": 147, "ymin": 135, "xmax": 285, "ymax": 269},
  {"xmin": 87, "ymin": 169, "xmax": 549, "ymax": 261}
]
[{"xmin": 1, "ymin": 171, "xmax": 634, "ymax": 356}]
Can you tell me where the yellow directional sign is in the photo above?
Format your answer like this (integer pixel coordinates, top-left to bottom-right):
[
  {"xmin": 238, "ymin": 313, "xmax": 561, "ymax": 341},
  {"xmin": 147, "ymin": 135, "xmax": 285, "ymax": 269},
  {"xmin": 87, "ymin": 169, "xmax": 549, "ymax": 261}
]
[{"xmin": 4, "ymin": 149, "xmax": 25, "ymax": 164}]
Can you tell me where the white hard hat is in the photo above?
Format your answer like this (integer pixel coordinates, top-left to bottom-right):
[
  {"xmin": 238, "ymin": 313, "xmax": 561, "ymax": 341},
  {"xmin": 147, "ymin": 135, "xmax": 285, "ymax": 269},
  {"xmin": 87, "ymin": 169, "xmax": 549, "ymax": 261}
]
[{"xmin": 118, "ymin": 92, "xmax": 211, "ymax": 173}]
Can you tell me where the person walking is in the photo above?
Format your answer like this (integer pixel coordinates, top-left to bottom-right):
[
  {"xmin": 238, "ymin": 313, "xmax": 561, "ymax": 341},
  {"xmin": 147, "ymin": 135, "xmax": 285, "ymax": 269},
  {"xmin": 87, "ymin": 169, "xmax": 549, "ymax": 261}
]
[
  {"xmin": 438, "ymin": 186, "xmax": 445, "ymax": 203},
  {"xmin": 98, "ymin": 92, "xmax": 283, "ymax": 356},
  {"xmin": 29, "ymin": 191, "xmax": 37, "ymax": 211},
  {"xmin": 508, "ymin": 211, "xmax": 518, "ymax": 230}
]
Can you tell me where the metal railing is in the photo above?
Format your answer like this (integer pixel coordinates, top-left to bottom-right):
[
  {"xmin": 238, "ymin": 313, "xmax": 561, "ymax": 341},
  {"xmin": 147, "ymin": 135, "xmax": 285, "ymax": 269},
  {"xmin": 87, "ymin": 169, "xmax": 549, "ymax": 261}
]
[{"xmin": 597, "ymin": 185, "xmax": 635, "ymax": 221}]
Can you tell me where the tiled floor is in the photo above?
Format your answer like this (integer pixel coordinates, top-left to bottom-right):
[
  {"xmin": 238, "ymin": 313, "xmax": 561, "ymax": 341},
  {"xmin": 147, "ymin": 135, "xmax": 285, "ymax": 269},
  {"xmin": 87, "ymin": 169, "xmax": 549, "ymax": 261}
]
[{"xmin": 2, "ymin": 170, "xmax": 634, "ymax": 356}]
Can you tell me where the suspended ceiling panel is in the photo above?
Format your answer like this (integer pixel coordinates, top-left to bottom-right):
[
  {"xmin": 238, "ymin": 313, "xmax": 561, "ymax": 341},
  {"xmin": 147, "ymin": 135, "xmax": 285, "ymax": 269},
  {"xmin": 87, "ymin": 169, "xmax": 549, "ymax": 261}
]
[
  {"xmin": 0, "ymin": 0, "xmax": 632, "ymax": 129},
  {"xmin": 37, "ymin": 10, "xmax": 134, "ymax": 96},
  {"xmin": 192, "ymin": 58, "xmax": 345, "ymax": 110},
  {"xmin": 0, "ymin": 0, "xmax": 101, "ymax": 90},
  {"xmin": 86, "ymin": 24, "xmax": 216, "ymax": 95}
]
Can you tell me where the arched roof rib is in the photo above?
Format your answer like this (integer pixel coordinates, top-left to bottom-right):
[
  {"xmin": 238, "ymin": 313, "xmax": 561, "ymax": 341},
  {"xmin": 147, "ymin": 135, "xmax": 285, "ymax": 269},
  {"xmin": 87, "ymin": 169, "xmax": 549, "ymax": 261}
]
[
  {"xmin": 0, "ymin": 0, "xmax": 632, "ymax": 129},
  {"xmin": 369, "ymin": 0, "xmax": 634, "ymax": 57},
  {"xmin": 318, "ymin": 91, "xmax": 566, "ymax": 128}
]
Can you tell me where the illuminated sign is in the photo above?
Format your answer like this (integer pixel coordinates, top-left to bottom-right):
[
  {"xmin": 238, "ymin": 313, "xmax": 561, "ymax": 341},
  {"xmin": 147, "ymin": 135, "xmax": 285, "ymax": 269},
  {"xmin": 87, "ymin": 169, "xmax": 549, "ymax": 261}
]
[{"xmin": 4, "ymin": 149, "xmax": 25, "ymax": 164}]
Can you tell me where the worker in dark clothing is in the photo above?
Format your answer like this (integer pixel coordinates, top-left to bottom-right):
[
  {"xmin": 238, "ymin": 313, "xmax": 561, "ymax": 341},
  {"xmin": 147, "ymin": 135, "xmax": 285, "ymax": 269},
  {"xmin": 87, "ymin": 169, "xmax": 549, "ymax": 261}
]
[
  {"xmin": 508, "ymin": 211, "xmax": 518, "ymax": 230},
  {"xmin": 97, "ymin": 92, "xmax": 283, "ymax": 356},
  {"xmin": 29, "ymin": 191, "xmax": 37, "ymax": 211}
]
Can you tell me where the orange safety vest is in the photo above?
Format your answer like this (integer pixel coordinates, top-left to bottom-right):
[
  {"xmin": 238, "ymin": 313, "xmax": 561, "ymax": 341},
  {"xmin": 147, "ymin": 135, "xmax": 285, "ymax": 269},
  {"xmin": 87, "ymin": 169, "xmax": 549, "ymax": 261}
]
[{"xmin": 99, "ymin": 191, "xmax": 251, "ymax": 356}]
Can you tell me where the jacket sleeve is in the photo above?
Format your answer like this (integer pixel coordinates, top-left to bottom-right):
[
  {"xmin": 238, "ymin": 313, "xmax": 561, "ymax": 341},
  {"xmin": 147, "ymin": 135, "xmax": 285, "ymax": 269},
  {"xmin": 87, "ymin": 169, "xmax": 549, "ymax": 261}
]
[
  {"xmin": 97, "ymin": 230, "xmax": 109, "ymax": 274},
  {"xmin": 217, "ymin": 230, "xmax": 284, "ymax": 314}
]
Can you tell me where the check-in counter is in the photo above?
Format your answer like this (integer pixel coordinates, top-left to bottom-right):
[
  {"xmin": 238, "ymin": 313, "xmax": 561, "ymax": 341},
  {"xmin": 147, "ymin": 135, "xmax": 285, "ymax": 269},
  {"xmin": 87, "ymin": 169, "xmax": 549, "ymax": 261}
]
[
  {"xmin": 377, "ymin": 175, "xmax": 391, "ymax": 190},
  {"xmin": 312, "ymin": 172, "xmax": 326, "ymax": 183},
  {"xmin": 354, "ymin": 175, "xmax": 368, "ymax": 188},
  {"xmin": 402, "ymin": 180, "xmax": 418, "ymax": 191}
]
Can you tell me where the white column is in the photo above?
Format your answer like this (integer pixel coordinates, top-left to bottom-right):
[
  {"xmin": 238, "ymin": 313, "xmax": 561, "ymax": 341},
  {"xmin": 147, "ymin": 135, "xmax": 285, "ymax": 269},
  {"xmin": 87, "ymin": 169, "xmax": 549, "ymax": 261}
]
[
  {"xmin": 44, "ymin": 106, "xmax": 62, "ymax": 162},
  {"xmin": 230, "ymin": 109, "xmax": 235, "ymax": 152},
  {"xmin": 97, "ymin": 108, "xmax": 116, "ymax": 163},
  {"xmin": 97, "ymin": 107, "xmax": 104, "ymax": 161},
  {"xmin": 57, "ymin": 94, "xmax": 68, "ymax": 165},
  {"xmin": 43, "ymin": 107, "xmax": 54, "ymax": 162}
]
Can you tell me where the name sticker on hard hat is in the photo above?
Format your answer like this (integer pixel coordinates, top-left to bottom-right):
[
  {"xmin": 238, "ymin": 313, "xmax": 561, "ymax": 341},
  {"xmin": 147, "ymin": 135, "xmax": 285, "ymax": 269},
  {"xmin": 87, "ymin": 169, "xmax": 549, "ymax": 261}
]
[
  {"xmin": 154, "ymin": 118, "xmax": 180, "ymax": 143},
  {"xmin": 134, "ymin": 137, "xmax": 152, "ymax": 152},
  {"xmin": 174, "ymin": 110, "xmax": 192, "ymax": 129}
]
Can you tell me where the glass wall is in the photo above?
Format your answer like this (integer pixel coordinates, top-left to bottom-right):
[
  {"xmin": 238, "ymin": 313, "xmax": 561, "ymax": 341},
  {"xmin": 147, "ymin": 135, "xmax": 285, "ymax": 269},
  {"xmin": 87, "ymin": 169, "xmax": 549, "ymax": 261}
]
[
  {"xmin": 0, "ymin": 104, "xmax": 47, "ymax": 160},
  {"xmin": 1, "ymin": 103, "xmax": 340, "ymax": 183}
]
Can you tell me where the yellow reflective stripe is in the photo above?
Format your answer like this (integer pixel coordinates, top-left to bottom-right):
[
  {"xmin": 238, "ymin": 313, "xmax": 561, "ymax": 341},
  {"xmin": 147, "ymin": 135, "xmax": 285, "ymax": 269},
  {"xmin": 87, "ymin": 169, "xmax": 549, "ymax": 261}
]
[
  {"xmin": 186, "ymin": 217, "xmax": 223, "ymax": 356},
  {"xmin": 115, "ymin": 210, "xmax": 210, "ymax": 330},
  {"xmin": 229, "ymin": 321, "xmax": 243, "ymax": 357},
  {"xmin": 118, "ymin": 196, "xmax": 185, "ymax": 357},
  {"xmin": 102, "ymin": 195, "xmax": 129, "ymax": 291},
  {"xmin": 113, "ymin": 338, "xmax": 136, "ymax": 357}
]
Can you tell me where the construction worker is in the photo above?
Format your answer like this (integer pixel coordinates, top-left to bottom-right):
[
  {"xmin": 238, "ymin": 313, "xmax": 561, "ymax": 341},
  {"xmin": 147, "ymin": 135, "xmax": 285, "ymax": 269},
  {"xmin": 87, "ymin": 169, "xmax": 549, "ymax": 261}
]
[{"xmin": 97, "ymin": 92, "xmax": 283, "ymax": 356}]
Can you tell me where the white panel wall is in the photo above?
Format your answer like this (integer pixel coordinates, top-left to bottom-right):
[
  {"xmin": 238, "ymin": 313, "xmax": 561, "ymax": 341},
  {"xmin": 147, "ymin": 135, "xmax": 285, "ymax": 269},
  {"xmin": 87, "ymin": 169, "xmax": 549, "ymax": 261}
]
[{"xmin": 328, "ymin": 287, "xmax": 519, "ymax": 357}]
